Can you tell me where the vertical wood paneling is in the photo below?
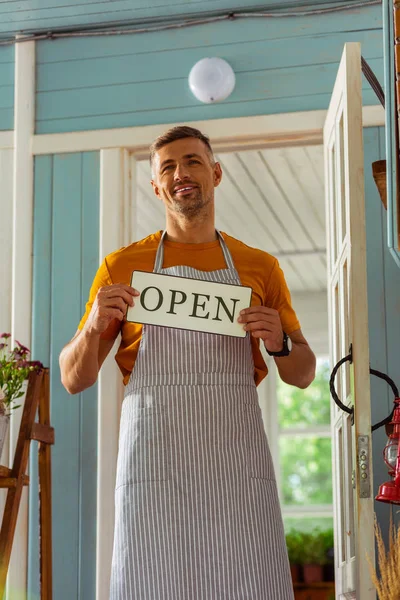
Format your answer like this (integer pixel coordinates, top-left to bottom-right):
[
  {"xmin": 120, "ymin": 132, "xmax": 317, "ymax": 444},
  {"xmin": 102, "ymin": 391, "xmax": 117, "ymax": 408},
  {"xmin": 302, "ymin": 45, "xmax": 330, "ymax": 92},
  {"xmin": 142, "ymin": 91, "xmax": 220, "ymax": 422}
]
[
  {"xmin": 30, "ymin": 152, "xmax": 99, "ymax": 600},
  {"xmin": 96, "ymin": 149, "xmax": 129, "ymax": 600},
  {"xmin": 51, "ymin": 153, "xmax": 82, "ymax": 600},
  {"xmin": 0, "ymin": 148, "xmax": 14, "ymax": 542},
  {"xmin": 0, "ymin": 46, "xmax": 14, "ymax": 131},
  {"xmin": 0, "ymin": 149, "xmax": 13, "ymax": 329},
  {"xmin": 29, "ymin": 154, "xmax": 54, "ymax": 597},
  {"xmin": 8, "ymin": 38, "xmax": 35, "ymax": 600},
  {"xmin": 79, "ymin": 152, "xmax": 100, "ymax": 600}
]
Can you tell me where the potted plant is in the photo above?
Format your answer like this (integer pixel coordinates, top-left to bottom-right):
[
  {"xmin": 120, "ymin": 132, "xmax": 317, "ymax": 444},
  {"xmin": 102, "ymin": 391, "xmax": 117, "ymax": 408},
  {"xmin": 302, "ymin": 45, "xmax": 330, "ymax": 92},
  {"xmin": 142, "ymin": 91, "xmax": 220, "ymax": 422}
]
[
  {"xmin": 321, "ymin": 527, "xmax": 335, "ymax": 582},
  {"xmin": 0, "ymin": 333, "xmax": 42, "ymax": 460},
  {"xmin": 300, "ymin": 529, "xmax": 329, "ymax": 584},
  {"xmin": 285, "ymin": 529, "xmax": 304, "ymax": 583}
]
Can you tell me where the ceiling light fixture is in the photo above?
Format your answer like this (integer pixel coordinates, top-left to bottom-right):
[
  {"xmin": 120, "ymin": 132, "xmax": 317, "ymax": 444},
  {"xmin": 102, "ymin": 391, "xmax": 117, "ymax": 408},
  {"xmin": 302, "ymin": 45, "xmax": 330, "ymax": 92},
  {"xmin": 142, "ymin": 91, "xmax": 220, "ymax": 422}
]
[{"xmin": 188, "ymin": 57, "xmax": 236, "ymax": 104}]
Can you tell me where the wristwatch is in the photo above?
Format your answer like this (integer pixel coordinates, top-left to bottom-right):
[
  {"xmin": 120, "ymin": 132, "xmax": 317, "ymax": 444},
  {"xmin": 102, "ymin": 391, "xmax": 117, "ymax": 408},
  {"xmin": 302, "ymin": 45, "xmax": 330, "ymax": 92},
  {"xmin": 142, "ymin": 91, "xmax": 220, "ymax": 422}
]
[{"xmin": 266, "ymin": 332, "xmax": 292, "ymax": 357}]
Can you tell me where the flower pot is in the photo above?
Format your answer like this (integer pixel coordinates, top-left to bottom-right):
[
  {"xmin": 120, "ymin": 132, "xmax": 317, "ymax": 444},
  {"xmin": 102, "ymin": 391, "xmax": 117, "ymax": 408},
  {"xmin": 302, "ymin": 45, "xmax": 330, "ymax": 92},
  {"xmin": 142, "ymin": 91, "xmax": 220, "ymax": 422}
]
[
  {"xmin": 302, "ymin": 563, "xmax": 324, "ymax": 584},
  {"xmin": 289, "ymin": 563, "xmax": 301, "ymax": 583},
  {"xmin": 324, "ymin": 561, "xmax": 335, "ymax": 582},
  {"xmin": 0, "ymin": 413, "xmax": 10, "ymax": 461}
]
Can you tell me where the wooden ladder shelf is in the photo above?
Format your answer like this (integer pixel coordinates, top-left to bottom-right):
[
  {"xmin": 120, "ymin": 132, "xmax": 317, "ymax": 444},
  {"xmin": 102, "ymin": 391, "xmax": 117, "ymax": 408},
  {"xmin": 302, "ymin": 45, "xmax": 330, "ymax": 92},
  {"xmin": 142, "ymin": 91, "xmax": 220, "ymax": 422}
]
[{"xmin": 0, "ymin": 368, "xmax": 54, "ymax": 599}]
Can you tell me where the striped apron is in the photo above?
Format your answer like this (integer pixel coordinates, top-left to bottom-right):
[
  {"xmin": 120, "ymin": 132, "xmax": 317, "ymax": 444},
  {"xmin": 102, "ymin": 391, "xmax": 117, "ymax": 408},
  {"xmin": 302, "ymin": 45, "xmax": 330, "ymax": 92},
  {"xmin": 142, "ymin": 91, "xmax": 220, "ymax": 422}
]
[{"xmin": 110, "ymin": 231, "xmax": 294, "ymax": 600}]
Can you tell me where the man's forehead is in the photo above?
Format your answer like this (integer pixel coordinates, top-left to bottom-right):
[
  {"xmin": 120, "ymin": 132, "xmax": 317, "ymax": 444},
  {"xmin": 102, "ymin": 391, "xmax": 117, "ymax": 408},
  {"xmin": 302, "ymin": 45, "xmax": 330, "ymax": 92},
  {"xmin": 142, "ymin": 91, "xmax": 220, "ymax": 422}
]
[{"xmin": 154, "ymin": 138, "xmax": 208, "ymax": 163}]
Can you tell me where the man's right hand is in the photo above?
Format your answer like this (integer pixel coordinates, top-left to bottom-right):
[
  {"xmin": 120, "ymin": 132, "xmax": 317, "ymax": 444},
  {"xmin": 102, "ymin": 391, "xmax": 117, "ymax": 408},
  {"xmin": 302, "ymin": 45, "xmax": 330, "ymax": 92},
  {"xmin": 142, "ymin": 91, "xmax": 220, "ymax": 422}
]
[{"xmin": 85, "ymin": 284, "xmax": 140, "ymax": 335}]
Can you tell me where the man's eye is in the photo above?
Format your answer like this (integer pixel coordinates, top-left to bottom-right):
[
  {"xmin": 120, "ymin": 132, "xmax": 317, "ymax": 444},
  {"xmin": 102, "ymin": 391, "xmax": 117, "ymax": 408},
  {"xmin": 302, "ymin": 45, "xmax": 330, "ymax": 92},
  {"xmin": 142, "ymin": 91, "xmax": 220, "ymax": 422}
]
[
  {"xmin": 162, "ymin": 165, "xmax": 173, "ymax": 173},
  {"xmin": 189, "ymin": 160, "xmax": 200, "ymax": 165}
]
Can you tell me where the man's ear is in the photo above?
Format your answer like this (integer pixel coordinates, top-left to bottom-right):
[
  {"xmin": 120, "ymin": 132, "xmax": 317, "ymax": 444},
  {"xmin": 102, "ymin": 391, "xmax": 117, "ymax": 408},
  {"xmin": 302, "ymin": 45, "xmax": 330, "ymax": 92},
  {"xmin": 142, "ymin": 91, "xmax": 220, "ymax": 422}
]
[
  {"xmin": 151, "ymin": 180, "xmax": 162, "ymax": 200},
  {"xmin": 213, "ymin": 162, "xmax": 223, "ymax": 188}
]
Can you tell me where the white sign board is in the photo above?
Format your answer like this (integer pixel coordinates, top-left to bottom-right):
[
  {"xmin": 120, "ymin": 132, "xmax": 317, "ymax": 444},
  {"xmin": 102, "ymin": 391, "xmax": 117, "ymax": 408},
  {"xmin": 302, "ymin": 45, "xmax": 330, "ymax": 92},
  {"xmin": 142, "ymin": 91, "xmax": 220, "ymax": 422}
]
[{"xmin": 127, "ymin": 271, "xmax": 252, "ymax": 338}]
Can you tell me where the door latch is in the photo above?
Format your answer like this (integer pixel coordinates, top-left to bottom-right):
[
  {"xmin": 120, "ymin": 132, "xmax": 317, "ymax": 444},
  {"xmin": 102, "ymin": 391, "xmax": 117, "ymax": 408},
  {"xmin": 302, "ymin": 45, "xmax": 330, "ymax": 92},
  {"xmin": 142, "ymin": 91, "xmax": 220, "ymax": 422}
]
[{"xmin": 357, "ymin": 435, "xmax": 371, "ymax": 498}]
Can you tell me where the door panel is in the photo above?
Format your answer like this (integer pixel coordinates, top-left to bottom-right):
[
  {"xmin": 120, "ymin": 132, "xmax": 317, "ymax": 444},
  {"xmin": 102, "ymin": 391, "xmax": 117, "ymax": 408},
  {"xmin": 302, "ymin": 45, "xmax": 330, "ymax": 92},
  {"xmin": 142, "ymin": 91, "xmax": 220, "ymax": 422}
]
[{"xmin": 324, "ymin": 43, "xmax": 375, "ymax": 599}]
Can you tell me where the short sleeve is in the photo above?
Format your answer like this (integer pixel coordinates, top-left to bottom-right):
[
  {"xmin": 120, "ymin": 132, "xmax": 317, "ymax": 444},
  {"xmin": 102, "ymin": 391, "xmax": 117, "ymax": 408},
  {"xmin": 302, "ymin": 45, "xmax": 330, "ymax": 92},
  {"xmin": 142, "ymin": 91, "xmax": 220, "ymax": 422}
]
[
  {"xmin": 78, "ymin": 258, "xmax": 121, "ymax": 340},
  {"xmin": 266, "ymin": 259, "xmax": 301, "ymax": 334}
]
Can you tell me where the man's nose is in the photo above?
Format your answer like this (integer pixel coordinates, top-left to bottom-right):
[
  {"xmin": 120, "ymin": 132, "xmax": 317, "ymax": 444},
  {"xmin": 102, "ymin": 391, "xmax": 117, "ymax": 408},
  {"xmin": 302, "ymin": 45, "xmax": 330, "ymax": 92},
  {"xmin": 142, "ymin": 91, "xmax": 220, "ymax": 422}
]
[{"xmin": 173, "ymin": 164, "xmax": 190, "ymax": 180}]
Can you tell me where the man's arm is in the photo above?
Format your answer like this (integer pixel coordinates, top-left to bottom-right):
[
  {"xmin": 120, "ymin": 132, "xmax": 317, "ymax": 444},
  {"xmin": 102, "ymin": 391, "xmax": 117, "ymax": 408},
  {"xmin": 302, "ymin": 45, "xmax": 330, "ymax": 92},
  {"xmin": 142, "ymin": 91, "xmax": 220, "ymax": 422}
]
[
  {"xmin": 274, "ymin": 329, "xmax": 316, "ymax": 389},
  {"xmin": 59, "ymin": 329, "xmax": 116, "ymax": 395},
  {"xmin": 59, "ymin": 283, "xmax": 139, "ymax": 394},
  {"xmin": 238, "ymin": 306, "xmax": 316, "ymax": 389}
]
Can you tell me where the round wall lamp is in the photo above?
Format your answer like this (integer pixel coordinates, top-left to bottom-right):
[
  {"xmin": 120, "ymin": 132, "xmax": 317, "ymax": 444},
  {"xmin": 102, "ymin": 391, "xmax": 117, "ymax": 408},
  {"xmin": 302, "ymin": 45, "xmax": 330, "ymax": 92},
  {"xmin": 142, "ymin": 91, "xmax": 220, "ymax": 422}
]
[{"xmin": 188, "ymin": 57, "xmax": 236, "ymax": 104}]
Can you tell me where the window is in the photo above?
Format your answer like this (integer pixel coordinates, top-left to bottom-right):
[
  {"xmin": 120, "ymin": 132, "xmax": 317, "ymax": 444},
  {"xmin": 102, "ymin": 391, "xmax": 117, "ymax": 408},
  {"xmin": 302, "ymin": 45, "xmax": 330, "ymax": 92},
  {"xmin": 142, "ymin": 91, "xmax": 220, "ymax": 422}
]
[
  {"xmin": 258, "ymin": 357, "xmax": 333, "ymax": 533},
  {"xmin": 278, "ymin": 357, "xmax": 333, "ymax": 532}
]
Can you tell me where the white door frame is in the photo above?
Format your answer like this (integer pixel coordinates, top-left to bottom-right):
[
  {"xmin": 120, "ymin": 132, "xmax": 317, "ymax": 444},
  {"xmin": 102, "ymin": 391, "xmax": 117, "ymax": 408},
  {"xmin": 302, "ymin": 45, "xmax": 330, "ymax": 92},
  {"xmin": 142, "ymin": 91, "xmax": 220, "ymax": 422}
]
[
  {"xmin": 94, "ymin": 104, "xmax": 383, "ymax": 600},
  {"xmin": 324, "ymin": 43, "xmax": 375, "ymax": 599},
  {"xmin": 1, "ymin": 36, "xmax": 384, "ymax": 600}
]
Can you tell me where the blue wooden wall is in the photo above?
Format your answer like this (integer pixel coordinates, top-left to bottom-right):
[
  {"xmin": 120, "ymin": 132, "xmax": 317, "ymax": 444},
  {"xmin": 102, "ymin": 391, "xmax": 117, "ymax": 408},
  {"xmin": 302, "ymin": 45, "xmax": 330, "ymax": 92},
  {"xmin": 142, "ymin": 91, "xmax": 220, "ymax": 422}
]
[
  {"xmin": 34, "ymin": 4, "xmax": 383, "ymax": 133},
  {"xmin": 0, "ymin": 45, "xmax": 14, "ymax": 131},
  {"xmin": 0, "ymin": 4, "xmax": 384, "ymax": 133},
  {"xmin": 364, "ymin": 127, "xmax": 400, "ymax": 542},
  {"xmin": 30, "ymin": 152, "xmax": 100, "ymax": 600}
]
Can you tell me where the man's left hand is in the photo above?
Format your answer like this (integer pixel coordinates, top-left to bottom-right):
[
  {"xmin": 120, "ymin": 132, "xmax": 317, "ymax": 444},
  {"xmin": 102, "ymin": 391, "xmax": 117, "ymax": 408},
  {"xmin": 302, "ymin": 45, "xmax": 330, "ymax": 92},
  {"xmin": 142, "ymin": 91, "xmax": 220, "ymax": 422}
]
[{"xmin": 238, "ymin": 306, "xmax": 284, "ymax": 353}]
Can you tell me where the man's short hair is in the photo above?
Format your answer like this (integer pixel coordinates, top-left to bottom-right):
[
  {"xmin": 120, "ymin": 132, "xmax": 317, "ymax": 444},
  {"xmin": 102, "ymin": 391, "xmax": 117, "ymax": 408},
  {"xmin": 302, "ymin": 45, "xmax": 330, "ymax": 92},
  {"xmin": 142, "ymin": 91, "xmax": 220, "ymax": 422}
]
[{"xmin": 149, "ymin": 126, "xmax": 215, "ymax": 174}]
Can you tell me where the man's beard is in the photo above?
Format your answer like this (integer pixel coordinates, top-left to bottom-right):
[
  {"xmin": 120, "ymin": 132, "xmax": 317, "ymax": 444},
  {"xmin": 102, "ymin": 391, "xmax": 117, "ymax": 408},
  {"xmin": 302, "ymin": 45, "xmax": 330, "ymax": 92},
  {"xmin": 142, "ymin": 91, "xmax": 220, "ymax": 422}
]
[{"xmin": 170, "ymin": 189, "xmax": 211, "ymax": 217}]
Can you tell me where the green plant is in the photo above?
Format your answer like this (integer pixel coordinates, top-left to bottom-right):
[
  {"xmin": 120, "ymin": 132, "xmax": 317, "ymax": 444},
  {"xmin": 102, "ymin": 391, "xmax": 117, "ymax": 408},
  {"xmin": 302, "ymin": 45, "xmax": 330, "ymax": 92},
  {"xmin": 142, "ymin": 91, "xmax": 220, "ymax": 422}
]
[
  {"xmin": 0, "ymin": 333, "xmax": 42, "ymax": 416},
  {"xmin": 301, "ymin": 528, "xmax": 330, "ymax": 566},
  {"xmin": 285, "ymin": 529, "xmax": 304, "ymax": 564},
  {"xmin": 320, "ymin": 527, "xmax": 334, "ymax": 561}
]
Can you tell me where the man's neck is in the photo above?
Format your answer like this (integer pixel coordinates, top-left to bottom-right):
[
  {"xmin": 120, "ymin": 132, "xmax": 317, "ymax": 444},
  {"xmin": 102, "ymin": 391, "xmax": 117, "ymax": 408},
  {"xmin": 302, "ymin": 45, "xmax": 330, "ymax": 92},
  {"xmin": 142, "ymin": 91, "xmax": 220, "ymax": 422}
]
[{"xmin": 165, "ymin": 216, "xmax": 217, "ymax": 244}]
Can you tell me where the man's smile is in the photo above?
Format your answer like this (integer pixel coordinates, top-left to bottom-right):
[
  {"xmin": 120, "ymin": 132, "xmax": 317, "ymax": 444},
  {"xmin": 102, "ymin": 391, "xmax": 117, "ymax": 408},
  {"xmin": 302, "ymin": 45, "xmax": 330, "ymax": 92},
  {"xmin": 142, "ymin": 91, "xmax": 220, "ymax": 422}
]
[{"xmin": 174, "ymin": 184, "xmax": 198, "ymax": 196}]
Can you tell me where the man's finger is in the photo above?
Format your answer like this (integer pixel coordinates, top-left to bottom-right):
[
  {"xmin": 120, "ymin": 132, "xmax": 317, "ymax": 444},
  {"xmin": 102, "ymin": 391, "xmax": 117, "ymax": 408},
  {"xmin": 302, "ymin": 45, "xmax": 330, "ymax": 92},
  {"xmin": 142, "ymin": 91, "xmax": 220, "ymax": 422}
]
[
  {"xmin": 243, "ymin": 320, "xmax": 275, "ymax": 333},
  {"xmin": 99, "ymin": 288, "xmax": 139, "ymax": 306},
  {"xmin": 239, "ymin": 313, "xmax": 279, "ymax": 325},
  {"xmin": 250, "ymin": 330, "xmax": 268, "ymax": 339},
  {"xmin": 100, "ymin": 284, "xmax": 140, "ymax": 297},
  {"xmin": 240, "ymin": 306, "xmax": 277, "ymax": 316}
]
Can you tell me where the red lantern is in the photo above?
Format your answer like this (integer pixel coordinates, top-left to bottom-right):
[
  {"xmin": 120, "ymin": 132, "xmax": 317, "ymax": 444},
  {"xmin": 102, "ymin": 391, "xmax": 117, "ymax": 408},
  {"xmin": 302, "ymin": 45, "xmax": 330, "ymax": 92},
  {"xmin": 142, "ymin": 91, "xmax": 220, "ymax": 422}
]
[{"xmin": 376, "ymin": 397, "xmax": 400, "ymax": 504}]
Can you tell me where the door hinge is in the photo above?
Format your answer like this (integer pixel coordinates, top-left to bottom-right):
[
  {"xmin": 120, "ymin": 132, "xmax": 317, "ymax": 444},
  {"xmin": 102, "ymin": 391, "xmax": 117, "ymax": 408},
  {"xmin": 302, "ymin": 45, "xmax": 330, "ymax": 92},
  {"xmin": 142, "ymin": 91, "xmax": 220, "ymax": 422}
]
[{"xmin": 357, "ymin": 435, "xmax": 371, "ymax": 498}]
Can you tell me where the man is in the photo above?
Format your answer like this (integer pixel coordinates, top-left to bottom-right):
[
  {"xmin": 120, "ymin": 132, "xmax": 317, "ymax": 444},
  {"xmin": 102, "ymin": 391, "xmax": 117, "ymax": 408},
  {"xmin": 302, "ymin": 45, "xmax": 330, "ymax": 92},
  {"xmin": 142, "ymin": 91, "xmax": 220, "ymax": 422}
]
[{"xmin": 60, "ymin": 126, "xmax": 316, "ymax": 599}]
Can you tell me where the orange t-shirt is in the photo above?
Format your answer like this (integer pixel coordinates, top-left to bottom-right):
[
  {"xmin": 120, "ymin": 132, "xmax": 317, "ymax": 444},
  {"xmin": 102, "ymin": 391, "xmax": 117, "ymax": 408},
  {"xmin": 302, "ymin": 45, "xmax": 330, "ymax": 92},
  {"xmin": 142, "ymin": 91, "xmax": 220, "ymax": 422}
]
[{"xmin": 78, "ymin": 231, "xmax": 300, "ymax": 386}]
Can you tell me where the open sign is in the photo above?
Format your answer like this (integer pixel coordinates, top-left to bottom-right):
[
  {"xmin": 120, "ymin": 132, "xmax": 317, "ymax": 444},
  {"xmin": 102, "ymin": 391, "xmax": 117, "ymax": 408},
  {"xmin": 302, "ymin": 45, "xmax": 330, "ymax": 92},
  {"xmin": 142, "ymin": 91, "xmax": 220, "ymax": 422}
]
[{"xmin": 127, "ymin": 271, "xmax": 252, "ymax": 337}]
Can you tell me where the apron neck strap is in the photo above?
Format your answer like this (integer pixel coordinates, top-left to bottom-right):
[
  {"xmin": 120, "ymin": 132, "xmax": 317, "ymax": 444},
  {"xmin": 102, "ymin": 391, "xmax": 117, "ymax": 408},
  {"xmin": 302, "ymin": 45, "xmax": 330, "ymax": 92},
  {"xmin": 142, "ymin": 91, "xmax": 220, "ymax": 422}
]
[{"xmin": 153, "ymin": 230, "xmax": 235, "ymax": 272}]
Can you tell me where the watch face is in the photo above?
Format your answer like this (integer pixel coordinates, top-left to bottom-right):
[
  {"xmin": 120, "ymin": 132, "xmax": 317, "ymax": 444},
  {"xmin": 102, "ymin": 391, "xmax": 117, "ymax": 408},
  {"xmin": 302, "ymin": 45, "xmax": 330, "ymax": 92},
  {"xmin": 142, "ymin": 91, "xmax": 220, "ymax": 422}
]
[{"xmin": 286, "ymin": 335, "xmax": 293, "ymax": 352}]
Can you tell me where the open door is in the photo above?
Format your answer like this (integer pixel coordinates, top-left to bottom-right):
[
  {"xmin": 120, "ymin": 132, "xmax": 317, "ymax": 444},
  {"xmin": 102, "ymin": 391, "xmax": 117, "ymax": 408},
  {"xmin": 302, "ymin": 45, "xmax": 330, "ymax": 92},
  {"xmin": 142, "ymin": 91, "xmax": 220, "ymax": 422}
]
[{"xmin": 324, "ymin": 43, "xmax": 376, "ymax": 599}]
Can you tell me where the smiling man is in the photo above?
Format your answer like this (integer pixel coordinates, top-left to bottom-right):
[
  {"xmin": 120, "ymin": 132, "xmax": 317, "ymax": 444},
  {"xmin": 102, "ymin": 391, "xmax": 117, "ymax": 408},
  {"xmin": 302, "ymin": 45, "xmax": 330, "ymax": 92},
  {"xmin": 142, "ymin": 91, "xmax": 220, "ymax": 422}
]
[{"xmin": 60, "ymin": 125, "xmax": 316, "ymax": 600}]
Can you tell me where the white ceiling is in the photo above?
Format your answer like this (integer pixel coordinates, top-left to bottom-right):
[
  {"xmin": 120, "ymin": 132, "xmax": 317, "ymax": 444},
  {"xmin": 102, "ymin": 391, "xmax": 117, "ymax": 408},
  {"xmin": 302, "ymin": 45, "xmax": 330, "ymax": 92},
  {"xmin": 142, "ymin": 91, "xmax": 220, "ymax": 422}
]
[{"xmin": 135, "ymin": 144, "xmax": 326, "ymax": 293}]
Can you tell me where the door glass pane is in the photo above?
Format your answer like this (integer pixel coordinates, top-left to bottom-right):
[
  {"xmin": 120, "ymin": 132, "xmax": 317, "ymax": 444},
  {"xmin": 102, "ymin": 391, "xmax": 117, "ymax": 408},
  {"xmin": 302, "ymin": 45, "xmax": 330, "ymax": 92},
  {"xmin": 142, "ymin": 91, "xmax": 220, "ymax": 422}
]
[
  {"xmin": 337, "ymin": 425, "xmax": 346, "ymax": 563},
  {"xmin": 278, "ymin": 359, "xmax": 331, "ymax": 428},
  {"xmin": 340, "ymin": 258, "xmax": 350, "ymax": 402},
  {"xmin": 329, "ymin": 143, "xmax": 337, "ymax": 267},
  {"xmin": 279, "ymin": 436, "xmax": 333, "ymax": 505},
  {"xmin": 345, "ymin": 415, "xmax": 356, "ymax": 559},
  {"xmin": 338, "ymin": 113, "xmax": 347, "ymax": 244},
  {"xmin": 333, "ymin": 280, "xmax": 342, "ymax": 415},
  {"xmin": 283, "ymin": 516, "xmax": 333, "ymax": 533}
]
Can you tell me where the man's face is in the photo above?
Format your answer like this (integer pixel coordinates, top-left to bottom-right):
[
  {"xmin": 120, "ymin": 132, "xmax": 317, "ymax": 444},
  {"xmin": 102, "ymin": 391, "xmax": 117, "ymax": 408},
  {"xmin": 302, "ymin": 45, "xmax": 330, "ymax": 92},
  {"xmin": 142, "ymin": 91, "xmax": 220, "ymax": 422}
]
[{"xmin": 151, "ymin": 138, "xmax": 222, "ymax": 218}]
